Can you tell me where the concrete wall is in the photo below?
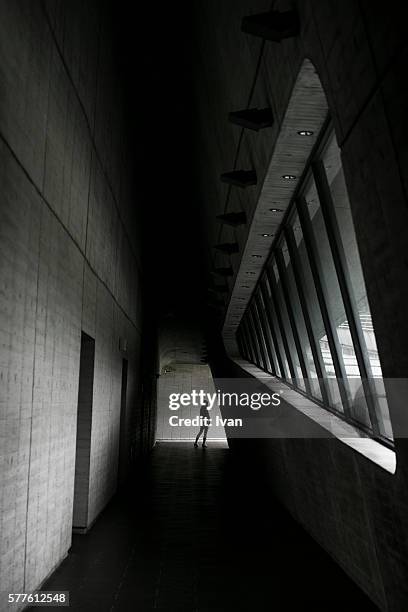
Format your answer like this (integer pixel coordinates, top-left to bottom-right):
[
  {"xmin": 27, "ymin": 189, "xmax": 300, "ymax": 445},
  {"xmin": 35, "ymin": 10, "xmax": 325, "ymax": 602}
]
[
  {"xmin": 0, "ymin": 0, "xmax": 149, "ymax": 602},
  {"xmin": 193, "ymin": 1, "xmax": 408, "ymax": 610}
]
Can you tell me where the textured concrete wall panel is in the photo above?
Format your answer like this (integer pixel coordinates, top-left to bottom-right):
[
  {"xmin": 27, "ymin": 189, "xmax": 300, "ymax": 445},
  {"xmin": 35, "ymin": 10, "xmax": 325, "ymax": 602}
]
[{"xmin": 0, "ymin": 2, "xmax": 147, "ymax": 606}]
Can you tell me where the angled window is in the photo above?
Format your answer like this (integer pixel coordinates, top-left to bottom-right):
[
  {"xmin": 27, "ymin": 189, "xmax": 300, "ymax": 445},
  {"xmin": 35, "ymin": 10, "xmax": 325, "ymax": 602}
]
[{"xmin": 237, "ymin": 124, "xmax": 393, "ymax": 445}]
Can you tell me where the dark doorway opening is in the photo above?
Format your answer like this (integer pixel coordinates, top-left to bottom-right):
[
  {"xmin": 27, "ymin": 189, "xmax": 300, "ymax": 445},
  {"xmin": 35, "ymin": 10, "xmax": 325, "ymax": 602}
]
[
  {"xmin": 72, "ymin": 332, "xmax": 95, "ymax": 532},
  {"xmin": 118, "ymin": 358, "xmax": 128, "ymax": 487}
]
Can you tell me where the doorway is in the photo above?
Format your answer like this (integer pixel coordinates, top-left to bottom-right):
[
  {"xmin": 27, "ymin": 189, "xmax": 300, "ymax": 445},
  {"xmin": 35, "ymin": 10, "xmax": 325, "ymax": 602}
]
[
  {"xmin": 118, "ymin": 358, "xmax": 128, "ymax": 487},
  {"xmin": 72, "ymin": 332, "xmax": 95, "ymax": 532}
]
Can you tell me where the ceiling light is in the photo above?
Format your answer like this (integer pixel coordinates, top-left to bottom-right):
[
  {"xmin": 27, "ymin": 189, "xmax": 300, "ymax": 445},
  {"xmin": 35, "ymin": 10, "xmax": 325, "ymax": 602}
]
[
  {"xmin": 252, "ymin": 254, "xmax": 262, "ymax": 258},
  {"xmin": 297, "ymin": 130, "xmax": 314, "ymax": 136},
  {"xmin": 269, "ymin": 208, "xmax": 283, "ymax": 213},
  {"xmin": 261, "ymin": 233, "xmax": 273, "ymax": 237},
  {"xmin": 282, "ymin": 174, "xmax": 297, "ymax": 180}
]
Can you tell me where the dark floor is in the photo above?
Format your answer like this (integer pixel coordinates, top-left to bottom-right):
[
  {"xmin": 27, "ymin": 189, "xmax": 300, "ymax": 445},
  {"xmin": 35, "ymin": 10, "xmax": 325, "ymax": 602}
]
[{"xmin": 35, "ymin": 442, "xmax": 379, "ymax": 611}]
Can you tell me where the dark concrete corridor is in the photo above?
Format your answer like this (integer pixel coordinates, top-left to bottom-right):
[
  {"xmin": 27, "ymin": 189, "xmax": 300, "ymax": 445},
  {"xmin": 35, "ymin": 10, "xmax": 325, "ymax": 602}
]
[
  {"xmin": 37, "ymin": 443, "xmax": 378, "ymax": 611},
  {"xmin": 2, "ymin": 2, "xmax": 408, "ymax": 610}
]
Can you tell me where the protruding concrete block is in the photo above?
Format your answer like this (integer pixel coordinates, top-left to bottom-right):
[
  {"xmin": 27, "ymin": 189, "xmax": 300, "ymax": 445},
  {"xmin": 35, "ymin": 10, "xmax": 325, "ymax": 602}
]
[
  {"xmin": 220, "ymin": 170, "xmax": 257, "ymax": 187},
  {"xmin": 214, "ymin": 267, "xmax": 234, "ymax": 277},
  {"xmin": 241, "ymin": 10, "xmax": 299, "ymax": 42},
  {"xmin": 214, "ymin": 243, "xmax": 239, "ymax": 254},
  {"xmin": 216, "ymin": 212, "xmax": 247, "ymax": 226},
  {"xmin": 214, "ymin": 284, "xmax": 229, "ymax": 293},
  {"xmin": 206, "ymin": 299, "xmax": 224, "ymax": 308},
  {"xmin": 229, "ymin": 108, "xmax": 274, "ymax": 131}
]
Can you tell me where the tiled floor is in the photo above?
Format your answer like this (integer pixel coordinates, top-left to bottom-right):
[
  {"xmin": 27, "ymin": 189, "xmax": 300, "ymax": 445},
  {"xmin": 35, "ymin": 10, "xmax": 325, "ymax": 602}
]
[{"xmin": 34, "ymin": 442, "xmax": 379, "ymax": 611}]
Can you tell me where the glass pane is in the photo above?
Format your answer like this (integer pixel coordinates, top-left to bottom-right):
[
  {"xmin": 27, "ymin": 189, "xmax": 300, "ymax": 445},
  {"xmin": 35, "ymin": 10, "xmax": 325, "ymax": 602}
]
[
  {"xmin": 322, "ymin": 133, "xmax": 392, "ymax": 438},
  {"xmin": 237, "ymin": 327, "xmax": 248, "ymax": 360},
  {"xmin": 262, "ymin": 277, "xmax": 290, "ymax": 379},
  {"xmin": 269, "ymin": 260, "xmax": 305, "ymax": 390},
  {"xmin": 281, "ymin": 237, "xmax": 321, "ymax": 400},
  {"xmin": 249, "ymin": 303, "xmax": 266, "ymax": 371},
  {"xmin": 243, "ymin": 317, "xmax": 256, "ymax": 364},
  {"xmin": 257, "ymin": 290, "xmax": 281, "ymax": 377},
  {"xmin": 236, "ymin": 329, "xmax": 242, "ymax": 356},
  {"xmin": 305, "ymin": 177, "xmax": 371, "ymax": 429},
  {"xmin": 253, "ymin": 301, "xmax": 272, "ymax": 373},
  {"xmin": 247, "ymin": 308, "xmax": 263, "ymax": 368},
  {"xmin": 292, "ymin": 212, "xmax": 343, "ymax": 411}
]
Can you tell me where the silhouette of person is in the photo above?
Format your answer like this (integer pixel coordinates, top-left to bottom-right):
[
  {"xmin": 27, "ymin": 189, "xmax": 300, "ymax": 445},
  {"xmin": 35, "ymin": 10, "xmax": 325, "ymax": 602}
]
[{"xmin": 194, "ymin": 400, "xmax": 211, "ymax": 448}]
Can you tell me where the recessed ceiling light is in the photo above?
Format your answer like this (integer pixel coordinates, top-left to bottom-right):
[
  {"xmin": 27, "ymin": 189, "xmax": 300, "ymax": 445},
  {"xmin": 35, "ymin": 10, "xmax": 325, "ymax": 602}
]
[
  {"xmin": 297, "ymin": 130, "xmax": 314, "ymax": 136},
  {"xmin": 252, "ymin": 255, "xmax": 262, "ymax": 258},
  {"xmin": 269, "ymin": 208, "xmax": 284, "ymax": 213},
  {"xmin": 282, "ymin": 174, "xmax": 297, "ymax": 180},
  {"xmin": 261, "ymin": 233, "xmax": 273, "ymax": 237}
]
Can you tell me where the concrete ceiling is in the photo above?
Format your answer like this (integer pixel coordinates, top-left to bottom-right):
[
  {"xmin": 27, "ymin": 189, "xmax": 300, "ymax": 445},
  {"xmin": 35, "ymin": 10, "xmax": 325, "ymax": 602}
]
[
  {"xmin": 222, "ymin": 59, "xmax": 328, "ymax": 354},
  {"xmin": 159, "ymin": 317, "xmax": 207, "ymax": 372}
]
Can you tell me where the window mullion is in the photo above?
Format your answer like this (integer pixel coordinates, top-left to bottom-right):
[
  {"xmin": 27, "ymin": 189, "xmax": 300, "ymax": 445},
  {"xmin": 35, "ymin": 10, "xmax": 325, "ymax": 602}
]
[
  {"xmin": 275, "ymin": 247, "xmax": 312, "ymax": 394},
  {"xmin": 240, "ymin": 321, "xmax": 251, "ymax": 361},
  {"xmin": 253, "ymin": 298, "xmax": 275, "ymax": 375},
  {"xmin": 242, "ymin": 317, "xmax": 255, "ymax": 364},
  {"xmin": 259, "ymin": 279, "xmax": 286, "ymax": 379},
  {"xmin": 246, "ymin": 309, "xmax": 262, "ymax": 367},
  {"xmin": 248, "ymin": 303, "xmax": 268, "ymax": 371},
  {"xmin": 236, "ymin": 328, "xmax": 245, "ymax": 359},
  {"xmin": 265, "ymin": 267, "xmax": 297, "ymax": 382},
  {"xmin": 254, "ymin": 293, "xmax": 277, "ymax": 376},
  {"xmin": 240, "ymin": 324, "xmax": 250, "ymax": 361}
]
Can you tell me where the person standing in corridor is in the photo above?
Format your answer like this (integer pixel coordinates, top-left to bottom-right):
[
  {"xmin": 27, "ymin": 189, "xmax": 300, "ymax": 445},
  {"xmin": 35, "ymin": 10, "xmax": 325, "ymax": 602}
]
[{"xmin": 194, "ymin": 400, "xmax": 211, "ymax": 448}]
